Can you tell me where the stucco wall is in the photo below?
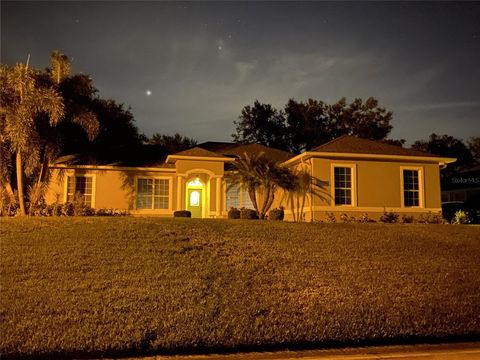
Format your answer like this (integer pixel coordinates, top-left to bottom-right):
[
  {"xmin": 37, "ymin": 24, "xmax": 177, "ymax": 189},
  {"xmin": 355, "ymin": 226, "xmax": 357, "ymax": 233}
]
[{"xmin": 274, "ymin": 157, "xmax": 442, "ymax": 222}]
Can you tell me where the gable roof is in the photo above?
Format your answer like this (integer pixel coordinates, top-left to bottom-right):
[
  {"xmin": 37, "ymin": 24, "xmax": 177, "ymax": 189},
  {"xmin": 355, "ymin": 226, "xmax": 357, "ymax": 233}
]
[
  {"xmin": 198, "ymin": 142, "xmax": 294, "ymax": 163},
  {"xmin": 312, "ymin": 135, "xmax": 438, "ymax": 158},
  {"xmin": 172, "ymin": 146, "xmax": 227, "ymax": 158},
  {"xmin": 165, "ymin": 146, "xmax": 234, "ymax": 164}
]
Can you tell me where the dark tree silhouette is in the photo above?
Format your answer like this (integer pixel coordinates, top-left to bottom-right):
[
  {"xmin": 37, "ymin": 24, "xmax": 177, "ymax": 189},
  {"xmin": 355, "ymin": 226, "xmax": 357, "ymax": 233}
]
[
  {"xmin": 233, "ymin": 100, "xmax": 289, "ymax": 151},
  {"xmin": 412, "ymin": 134, "xmax": 475, "ymax": 171},
  {"xmin": 148, "ymin": 133, "xmax": 197, "ymax": 154},
  {"xmin": 233, "ymin": 97, "xmax": 394, "ymax": 153},
  {"xmin": 468, "ymin": 136, "xmax": 480, "ymax": 165}
]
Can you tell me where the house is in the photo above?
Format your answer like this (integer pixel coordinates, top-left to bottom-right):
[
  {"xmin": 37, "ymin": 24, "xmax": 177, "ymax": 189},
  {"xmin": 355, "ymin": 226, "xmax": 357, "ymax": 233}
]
[{"xmin": 45, "ymin": 135, "xmax": 456, "ymax": 221}]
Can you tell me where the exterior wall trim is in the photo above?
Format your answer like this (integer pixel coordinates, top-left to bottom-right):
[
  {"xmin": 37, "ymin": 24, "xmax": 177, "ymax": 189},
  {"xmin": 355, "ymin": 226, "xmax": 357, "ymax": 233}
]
[
  {"xmin": 283, "ymin": 151, "xmax": 456, "ymax": 167},
  {"xmin": 63, "ymin": 173, "xmax": 97, "ymax": 208},
  {"xmin": 50, "ymin": 164, "xmax": 176, "ymax": 172},
  {"xmin": 330, "ymin": 163, "xmax": 357, "ymax": 207},
  {"xmin": 166, "ymin": 155, "xmax": 235, "ymax": 164},
  {"xmin": 400, "ymin": 166, "xmax": 425, "ymax": 209},
  {"xmin": 305, "ymin": 205, "xmax": 441, "ymax": 213}
]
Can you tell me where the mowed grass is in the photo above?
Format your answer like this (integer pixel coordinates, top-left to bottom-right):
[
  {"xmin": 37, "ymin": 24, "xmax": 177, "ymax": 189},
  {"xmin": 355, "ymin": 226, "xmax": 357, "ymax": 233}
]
[{"xmin": 1, "ymin": 218, "xmax": 480, "ymax": 358}]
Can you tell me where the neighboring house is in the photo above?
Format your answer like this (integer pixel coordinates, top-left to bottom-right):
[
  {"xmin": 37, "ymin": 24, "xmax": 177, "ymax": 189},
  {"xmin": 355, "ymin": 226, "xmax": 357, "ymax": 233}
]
[
  {"xmin": 441, "ymin": 165, "xmax": 480, "ymax": 203},
  {"xmin": 45, "ymin": 135, "xmax": 456, "ymax": 221}
]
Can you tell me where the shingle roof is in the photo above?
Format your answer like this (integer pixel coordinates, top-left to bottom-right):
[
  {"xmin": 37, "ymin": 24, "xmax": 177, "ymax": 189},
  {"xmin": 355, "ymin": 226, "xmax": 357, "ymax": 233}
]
[
  {"xmin": 198, "ymin": 142, "xmax": 294, "ymax": 163},
  {"xmin": 172, "ymin": 146, "xmax": 227, "ymax": 158},
  {"xmin": 312, "ymin": 135, "xmax": 438, "ymax": 158}
]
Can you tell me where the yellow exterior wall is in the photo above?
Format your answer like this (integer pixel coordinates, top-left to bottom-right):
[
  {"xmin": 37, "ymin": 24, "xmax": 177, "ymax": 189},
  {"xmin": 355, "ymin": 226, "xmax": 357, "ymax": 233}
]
[
  {"xmin": 175, "ymin": 160, "xmax": 224, "ymax": 176},
  {"xmin": 46, "ymin": 155, "xmax": 443, "ymax": 221},
  {"xmin": 276, "ymin": 157, "xmax": 442, "ymax": 221},
  {"xmin": 46, "ymin": 157, "xmax": 229, "ymax": 218}
]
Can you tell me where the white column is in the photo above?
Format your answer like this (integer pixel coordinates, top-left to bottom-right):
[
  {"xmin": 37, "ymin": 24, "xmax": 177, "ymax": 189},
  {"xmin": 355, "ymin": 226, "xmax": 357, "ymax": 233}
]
[
  {"xmin": 216, "ymin": 177, "xmax": 222, "ymax": 217},
  {"xmin": 176, "ymin": 175, "xmax": 184, "ymax": 211}
]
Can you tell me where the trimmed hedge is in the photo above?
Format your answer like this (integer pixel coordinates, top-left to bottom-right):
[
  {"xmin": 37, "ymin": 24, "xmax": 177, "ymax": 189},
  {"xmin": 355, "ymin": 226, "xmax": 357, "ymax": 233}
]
[
  {"xmin": 240, "ymin": 208, "xmax": 258, "ymax": 220},
  {"xmin": 173, "ymin": 210, "xmax": 191, "ymax": 218},
  {"xmin": 269, "ymin": 208, "xmax": 284, "ymax": 221},
  {"xmin": 228, "ymin": 208, "xmax": 241, "ymax": 219}
]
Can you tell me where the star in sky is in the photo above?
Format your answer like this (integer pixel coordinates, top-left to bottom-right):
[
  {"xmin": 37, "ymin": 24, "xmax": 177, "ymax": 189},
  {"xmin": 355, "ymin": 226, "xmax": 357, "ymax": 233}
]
[{"xmin": 145, "ymin": 90, "xmax": 152, "ymax": 96}]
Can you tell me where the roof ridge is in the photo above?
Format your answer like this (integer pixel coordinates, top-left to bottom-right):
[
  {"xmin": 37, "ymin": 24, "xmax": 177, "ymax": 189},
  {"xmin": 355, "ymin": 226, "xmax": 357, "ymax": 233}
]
[
  {"xmin": 312, "ymin": 134, "xmax": 350, "ymax": 151},
  {"xmin": 172, "ymin": 146, "xmax": 226, "ymax": 157}
]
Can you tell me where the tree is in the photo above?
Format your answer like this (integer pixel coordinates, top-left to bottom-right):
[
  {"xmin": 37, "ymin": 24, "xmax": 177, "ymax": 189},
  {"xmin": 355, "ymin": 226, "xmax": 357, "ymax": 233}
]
[
  {"xmin": 468, "ymin": 136, "xmax": 480, "ymax": 165},
  {"xmin": 233, "ymin": 100, "xmax": 289, "ymax": 151},
  {"xmin": 412, "ymin": 133, "xmax": 474, "ymax": 171},
  {"xmin": 233, "ymin": 97, "xmax": 394, "ymax": 153},
  {"xmin": 226, "ymin": 152, "xmax": 295, "ymax": 219},
  {"xmin": 284, "ymin": 98, "xmax": 332, "ymax": 153},
  {"xmin": 284, "ymin": 167, "xmax": 328, "ymax": 222},
  {"xmin": 1, "ymin": 51, "xmax": 100, "ymax": 215},
  {"xmin": 36, "ymin": 55, "xmax": 99, "ymax": 185},
  {"xmin": 338, "ymin": 97, "xmax": 393, "ymax": 141},
  {"xmin": 1, "ymin": 61, "xmax": 64, "ymax": 215},
  {"xmin": 148, "ymin": 133, "xmax": 197, "ymax": 154}
]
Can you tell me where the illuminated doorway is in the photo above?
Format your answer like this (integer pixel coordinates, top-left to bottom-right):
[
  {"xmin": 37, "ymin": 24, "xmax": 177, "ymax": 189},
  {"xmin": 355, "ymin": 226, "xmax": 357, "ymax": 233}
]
[{"xmin": 186, "ymin": 177, "xmax": 205, "ymax": 218}]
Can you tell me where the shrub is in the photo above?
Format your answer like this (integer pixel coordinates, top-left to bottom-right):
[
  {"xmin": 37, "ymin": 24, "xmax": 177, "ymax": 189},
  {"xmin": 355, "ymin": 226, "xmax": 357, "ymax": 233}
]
[
  {"xmin": 240, "ymin": 208, "xmax": 258, "ymax": 220},
  {"xmin": 269, "ymin": 207, "xmax": 284, "ymax": 221},
  {"xmin": 358, "ymin": 213, "xmax": 375, "ymax": 223},
  {"xmin": 401, "ymin": 214, "xmax": 414, "ymax": 224},
  {"xmin": 418, "ymin": 212, "xmax": 447, "ymax": 224},
  {"xmin": 380, "ymin": 211, "xmax": 399, "ymax": 223},
  {"xmin": 96, "ymin": 208, "xmax": 129, "ymax": 216},
  {"xmin": 453, "ymin": 210, "xmax": 470, "ymax": 224},
  {"xmin": 228, "ymin": 208, "xmax": 241, "ymax": 219},
  {"xmin": 340, "ymin": 213, "xmax": 355, "ymax": 223},
  {"xmin": 174, "ymin": 210, "xmax": 191, "ymax": 218},
  {"xmin": 0, "ymin": 186, "xmax": 18, "ymax": 217},
  {"xmin": 325, "ymin": 212, "xmax": 336, "ymax": 223}
]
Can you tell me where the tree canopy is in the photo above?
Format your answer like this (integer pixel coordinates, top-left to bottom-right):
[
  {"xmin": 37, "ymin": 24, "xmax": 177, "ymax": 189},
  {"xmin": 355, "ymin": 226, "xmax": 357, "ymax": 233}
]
[
  {"xmin": 148, "ymin": 133, "xmax": 197, "ymax": 155},
  {"xmin": 0, "ymin": 51, "xmax": 143, "ymax": 214},
  {"xmin": 412, "ymin": 133, "xmax": 475, "ymax": 171},
  {"xmin": 233, "ymin": 97, "xmax": 394, "ymax": 153}
]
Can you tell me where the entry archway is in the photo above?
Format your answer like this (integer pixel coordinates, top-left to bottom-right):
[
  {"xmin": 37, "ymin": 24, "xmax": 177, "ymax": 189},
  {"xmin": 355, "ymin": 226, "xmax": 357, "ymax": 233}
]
[{"xmin": 186, "ymin": 177, "xmax": 206, "ymax": 218}]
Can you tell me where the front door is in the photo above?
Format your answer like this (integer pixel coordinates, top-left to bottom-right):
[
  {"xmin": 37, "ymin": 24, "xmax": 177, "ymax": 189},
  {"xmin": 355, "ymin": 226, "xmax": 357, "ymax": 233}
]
[{"xmin": 188, "ymin": 189, "xmax": 203, "ymax": 218}]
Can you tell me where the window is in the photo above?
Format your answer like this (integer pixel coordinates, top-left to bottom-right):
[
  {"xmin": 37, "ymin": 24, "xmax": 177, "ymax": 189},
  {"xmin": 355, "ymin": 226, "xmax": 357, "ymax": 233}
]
[
  {"xmin": 136, "ymin": 178, "xmax": 169, "ymax": 210},
  {"xmin": 190, "ymin": 190, "xmax": 200, "ymax": 206},
  {"xmin": 403, "ymin": 169, "xmax": 420, "ymax": 207},
  {"xmin": 226, "ymin": 182, "xmax": 254, "ymax": 209},
  {"xmin": 334, "ymin": 166, "xmax": 353, "ymax": 205},
  {"xmin": 66, "ymin": 176, "xmax": 93, "ymax": 207},
  {"xmin": 241, "ymin": 187, "xmax": 254, "ymax": 209},
  {"xmin": 226, "ymin": 183, "xmax": 240, "ymax": 209}
]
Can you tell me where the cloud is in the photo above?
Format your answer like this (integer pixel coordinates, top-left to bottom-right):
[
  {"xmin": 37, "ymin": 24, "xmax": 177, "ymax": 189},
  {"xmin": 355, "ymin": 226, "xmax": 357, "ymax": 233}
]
[{"xmin": 399, "ymin": 100, "xmax": 480, "ymax": 112}]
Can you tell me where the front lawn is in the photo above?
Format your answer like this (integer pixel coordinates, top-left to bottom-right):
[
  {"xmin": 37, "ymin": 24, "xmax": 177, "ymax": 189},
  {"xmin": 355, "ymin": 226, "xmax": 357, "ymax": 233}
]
[{"xmin": 1, "ymin": 218, "xmax": 479, "ymax": 359}]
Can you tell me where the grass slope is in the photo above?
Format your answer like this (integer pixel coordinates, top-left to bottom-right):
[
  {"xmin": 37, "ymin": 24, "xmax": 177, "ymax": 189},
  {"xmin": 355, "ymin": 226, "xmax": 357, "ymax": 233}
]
[{"xmin": 1, "ymin": 218, "xmax": 479, "ymax": 358}]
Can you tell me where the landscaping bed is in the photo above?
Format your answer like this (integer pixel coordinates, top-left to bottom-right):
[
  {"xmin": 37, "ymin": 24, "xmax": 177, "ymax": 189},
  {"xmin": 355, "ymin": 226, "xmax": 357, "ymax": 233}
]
[{"xmin": 1, "ymin": 217, "xmax": 479, "ymax": 359}]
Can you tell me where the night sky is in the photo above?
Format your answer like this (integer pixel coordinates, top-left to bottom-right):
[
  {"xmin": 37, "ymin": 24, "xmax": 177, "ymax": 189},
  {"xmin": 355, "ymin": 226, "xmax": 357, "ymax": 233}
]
[{"xmin": 2, "ymin": 1, "xmax": 480, "ymax": 144}]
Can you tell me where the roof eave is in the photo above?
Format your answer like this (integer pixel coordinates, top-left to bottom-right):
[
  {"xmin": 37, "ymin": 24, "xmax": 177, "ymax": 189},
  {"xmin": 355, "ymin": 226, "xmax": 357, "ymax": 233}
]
[
  {"xmin": 165, "ymin": 155, "xmax": 236, "ymax": 164},
  {"xmin": 281, "ymin": 152, "xmax": 457, "ymax": 165}
]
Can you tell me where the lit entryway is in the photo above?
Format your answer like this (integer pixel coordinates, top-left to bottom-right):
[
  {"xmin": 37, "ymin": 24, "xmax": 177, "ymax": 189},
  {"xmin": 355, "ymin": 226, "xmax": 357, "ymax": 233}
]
[{"xmin": 186, "ymin": 178, "xmax": 204, "ymax": 218}]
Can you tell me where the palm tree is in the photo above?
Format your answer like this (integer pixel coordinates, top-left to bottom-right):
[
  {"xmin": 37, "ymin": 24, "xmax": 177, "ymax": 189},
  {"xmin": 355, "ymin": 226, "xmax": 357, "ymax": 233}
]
[
  {"xmin": 225, "ymin": 152, "xmax": 263, "ymax": 215},
  {"xmin": 227, "ymin": 152, "xmax": 297, "ymax": 219},
  {"xmin": 284, "ymin": 167, "xmax": 329, "ymax": 222},
  {"xmin": 0, "ymin": 51, "xmax": 99, "ymax": 215},
  {"xmin": 36, "ymin": 52, "xmax": 99, "ymax": 186},
  {"xmin": 1, "ymin": 61, "xmax": 64, "ymax": 215}
]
